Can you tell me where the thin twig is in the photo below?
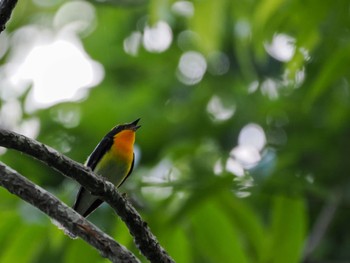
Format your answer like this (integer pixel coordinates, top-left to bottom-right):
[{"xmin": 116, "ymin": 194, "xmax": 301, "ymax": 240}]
[
  {"xmin": 0, "ymin": 128, "xmax": 175, "ymax": 263},
  {"xmin": 0, "ymin": 162, "xmax": 140, "ymax": 263}
]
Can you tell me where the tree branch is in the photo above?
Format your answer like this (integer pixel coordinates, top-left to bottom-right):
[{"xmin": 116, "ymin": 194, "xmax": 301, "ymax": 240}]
[
  {"xmin": 0, "ymin": 0, "xmax": 18, "ymax": 33},
  {"xmin": 0, "ymin": 128, "xmax": 175, "ymax": 263},
  {"xmin": 0, "ymin": 162, "xmax": 140, "ymax": 263}
]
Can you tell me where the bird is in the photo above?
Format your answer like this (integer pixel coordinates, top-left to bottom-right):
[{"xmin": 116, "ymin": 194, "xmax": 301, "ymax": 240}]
[{"xmin": 73, "ymin": 118, "xmax": 141, "ymax": 218}]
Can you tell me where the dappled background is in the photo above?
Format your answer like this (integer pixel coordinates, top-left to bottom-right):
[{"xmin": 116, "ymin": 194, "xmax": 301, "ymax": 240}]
[{"xmin": 1, "ymin": 0, "xmax": 350, "ymax": 262}]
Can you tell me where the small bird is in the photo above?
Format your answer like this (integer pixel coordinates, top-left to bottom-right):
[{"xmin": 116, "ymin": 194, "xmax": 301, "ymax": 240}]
[{"xmin": 73, "ymin": 118, "xmax": 141, "ymax": 217}]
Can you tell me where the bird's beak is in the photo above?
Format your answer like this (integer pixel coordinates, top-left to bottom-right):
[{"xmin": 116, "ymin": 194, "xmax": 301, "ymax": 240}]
[{"xmin": 130, "ymin": 118, "xmax": 141, "ymax": 131}]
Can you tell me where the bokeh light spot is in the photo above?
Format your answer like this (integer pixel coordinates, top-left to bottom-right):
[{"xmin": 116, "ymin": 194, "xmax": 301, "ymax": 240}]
[
  {"xmin": 10, "ymin": 35, "xmax": 104, "ymax": 112},
  {"xmin": 207, "ymin": 51, "xmax": 230, "ymax": 76},
  {"xmin": 177, "ymin": 51, "xmax": 207, "ymax": 85},
  {"xmin": 143, "ymin": 21, "xmax": 173, "ymax": 53},
  {"xmin": 0, "ymin": 99, "xmax": 22, "ymax": 128},
  {"xmin": 234, "ymin": 19, "xmax": 251, "ymax": 39},
  {"xmin": 53, "ymin": 1, "xmax": 96, "ymax": 36},
  {"xmin": 207, "ymin": 95, "xmax": 235, "ymax": 122},
  {"xmin": 261, "ymin": 78, "xmax": 279, "ymax": 100},
  {"xmin": 225, "ymin": 158, "xmax": 244, "ymax": 177},
  {"xmin": 213, "ymin": 158, "xmax": 224, "ymax": 175},
  {"xmin": 52, "ymin": 107, "xmax": 81, "ymax": 129},
  {"xmin": 265, "ymin": 33, "xmax": 295, "ymax": 62},
  {"xmin": 238, "ymin": 123, "xmax": 266, "ymax": 151},
  {"xmin": 230, "ymin": 145, "xmax": 261, "ymax": 168},
  {"xmin": 124, "ymin": 31, "xmax": 142, "ymax": 56},
  {"xmin": 171, "ymin": 1, "xmax": 194, "ymax": 17},
  {"xmin": 141, "ymin": 159, "xmax": 178, "ymax": 200}
]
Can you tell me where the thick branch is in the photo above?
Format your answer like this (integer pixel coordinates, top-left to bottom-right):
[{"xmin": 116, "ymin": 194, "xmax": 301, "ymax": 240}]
[
  {"xmin": 0, "ymin": 128, "xmax": 174, "ymax": 263},
  {"xmin": 0, "ymin": 0, "xmax": 18, "ymax": 33},
  {"xmin": 0, "ymin": 162, "xmax": 140, "ymax": 263}
]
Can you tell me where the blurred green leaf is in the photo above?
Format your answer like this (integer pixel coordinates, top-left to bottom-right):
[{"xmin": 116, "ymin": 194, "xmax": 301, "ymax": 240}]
[
  {"xmin": 0, "ymin": 224, "xmax": 46, "ymax": 263},
  {"xmin": 64, "ymin": 238, "xmax": 103, "ymax": 263},
  {"xmin": 190, "ymin": 200, "xmax": 248, "ymax": 263},
  {"xmin": 0, "ymin": 212, "xmax": 21, "ymax": 251},
  {"xmin": 162, "ymin": 227, "xmax": 191, "ymax": 263},
  {"xmin": 190, "ymin": 0, "xmax": 228, "ymax": 54},
  {"xmin": 263, "ymin": 195, "xmax": 306, "ymax": 263},
  {"xmin": 221, "ymin": 192, "xmax": 266, "ymax": 262},
  {"xmin": 305, "ymin": 45, "xmax": 350, "ymax": 108}
]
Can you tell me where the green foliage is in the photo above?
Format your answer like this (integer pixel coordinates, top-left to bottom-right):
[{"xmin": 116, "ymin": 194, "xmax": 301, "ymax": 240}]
[
  {"xmin": 1, "ymin": 0, "xmax": 350, "ymax": 262},
  {"xmin": 264, "ymin": 196, "xmax": 306, "ymax": 263}
]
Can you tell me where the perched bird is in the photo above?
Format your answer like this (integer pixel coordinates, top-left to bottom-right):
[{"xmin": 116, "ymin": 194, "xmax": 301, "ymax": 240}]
[{"xmin": 73, "ymin": 118, "xmax": 141, "ymax": 218}]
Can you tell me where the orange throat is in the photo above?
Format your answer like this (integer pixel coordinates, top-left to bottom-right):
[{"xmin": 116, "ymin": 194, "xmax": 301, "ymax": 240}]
[{"xmin": 112, "ymin": 130, "xmax": 135, "ymax": 161}]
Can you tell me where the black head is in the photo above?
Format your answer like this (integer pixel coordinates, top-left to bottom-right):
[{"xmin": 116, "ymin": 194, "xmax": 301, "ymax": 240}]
[{"xmin": 106, "ymin": 118, "xmax": 141, "ymax": 138}]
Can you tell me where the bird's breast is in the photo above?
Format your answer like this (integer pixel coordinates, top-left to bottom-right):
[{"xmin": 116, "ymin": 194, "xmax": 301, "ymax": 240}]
[
  {"xmin": 95, "ymin": 152, "xmax": 132, "ymax": 185},
  {"xmin": 112, "ymin": 130, "xmax": 135, "ymax": 159}
]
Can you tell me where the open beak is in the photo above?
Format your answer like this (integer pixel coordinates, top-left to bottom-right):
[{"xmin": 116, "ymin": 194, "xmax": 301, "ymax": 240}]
[{"xmin": 129, "ymin": 118, "xmax": 141, "ymax": 131}]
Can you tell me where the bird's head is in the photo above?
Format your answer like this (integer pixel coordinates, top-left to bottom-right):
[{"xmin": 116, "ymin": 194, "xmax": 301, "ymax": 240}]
[
  {"xmin": 118, "ymin": 118, "xmax": 141, "ymax": 132},
  {"xmin": 109, "ymin": 119, "xmax": 141, "ymax": 156}
]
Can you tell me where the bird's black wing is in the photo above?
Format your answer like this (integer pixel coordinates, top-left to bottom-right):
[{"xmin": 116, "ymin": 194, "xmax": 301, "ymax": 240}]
[
  {"xmin": 86, "ymin": 134, "xmax": 114, "ymax": 170},
  {"xmin": 73, "ymin": 132, "xmax": 114, "ymax": 216}
]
